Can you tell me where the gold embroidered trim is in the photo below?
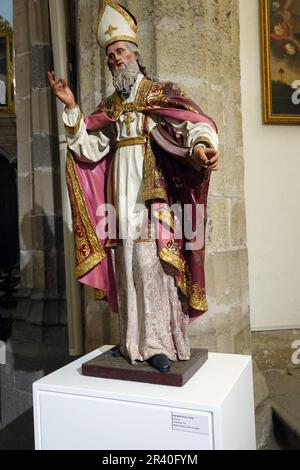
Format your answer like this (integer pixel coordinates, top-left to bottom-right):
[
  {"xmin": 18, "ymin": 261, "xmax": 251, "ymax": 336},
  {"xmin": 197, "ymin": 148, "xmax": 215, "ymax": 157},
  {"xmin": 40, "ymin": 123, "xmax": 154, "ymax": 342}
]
[
  {"xmin": 104, "ymin": 35, "xmax": 138, "ymax": 50},
  {"xmin": 146, "ymin": 81, "xmax": 165, "ymax": 107},
  {"xmin": 121, "ymin": 102, "xmax": 142, "ymax": 113},
  {"xmin": 193, "ymin": 136, "xmax": 212, "ymax": 148},
  {"xmin": 153, "ymin": 208, "xmax": 175, "ymax": 231},
  {"xmin": 115, "ymin": 137, "xmax": 147, "ymax": 149},
  {"xmin": 64, "ymin": 108, "xmax": 83, "ymax": 137},
  {"xmin": 143, "ymin": 138, "xmax": 168, "ymax": 202},
  {"xmin": 158, "ymin": 240, "xmax": 208, "ymax": 312},
  {"xmin": 105, "ymin": 25, "xmax": 118, "ymax": 37},
  {"xmin": 66, "ymin": 153, "xmax": 106, "ymax": 278},
  {"xmin": 95, "ymin": 289, "xmax": 106, "ymax": 301},
  {"xmin": 190, "ymin": 285, "xmax": 208, "ymax": 311},
  {"xmin": 171, "ymin": 83, "xmax": 189, "ymax": 98},
  {"xmin": 135, "ymin": 79, "xmax": 154, "ymax": 106},
  {"xmin": 159, "ymin": 241, "xmax": 185, "ymax": 272},
  {"xmin": 177, "ymin": 278, "xmax": 208, "ymax": 311},
  {"xmin": 103, "ymin": 79, "xmax": 157, "ymax": 121},
  {"xmin": 102, "ymin": 78, "xmax": 200, "ymax": 123}
]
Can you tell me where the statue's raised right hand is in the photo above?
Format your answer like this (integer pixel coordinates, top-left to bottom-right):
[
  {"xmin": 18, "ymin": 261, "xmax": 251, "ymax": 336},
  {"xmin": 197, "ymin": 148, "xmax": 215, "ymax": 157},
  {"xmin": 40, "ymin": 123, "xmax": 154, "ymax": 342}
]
[{"xmin": 47, "ymin": 71, "xmax": 77, "ymax": 109}]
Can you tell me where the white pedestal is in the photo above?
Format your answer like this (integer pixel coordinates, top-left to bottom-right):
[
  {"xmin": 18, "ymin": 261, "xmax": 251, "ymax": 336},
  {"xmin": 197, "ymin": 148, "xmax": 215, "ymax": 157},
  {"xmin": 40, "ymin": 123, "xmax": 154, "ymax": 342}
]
[{"xmin": 33, "ymin": 346, "xmax": 256, "ymax": 450}]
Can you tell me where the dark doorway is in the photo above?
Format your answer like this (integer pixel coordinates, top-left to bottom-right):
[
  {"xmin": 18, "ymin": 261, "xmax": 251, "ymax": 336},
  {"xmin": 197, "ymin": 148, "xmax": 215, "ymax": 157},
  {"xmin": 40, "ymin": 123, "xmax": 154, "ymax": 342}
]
[{"xmin": 0, "ymin": 153, "xmax": 19, "ymax": 310}]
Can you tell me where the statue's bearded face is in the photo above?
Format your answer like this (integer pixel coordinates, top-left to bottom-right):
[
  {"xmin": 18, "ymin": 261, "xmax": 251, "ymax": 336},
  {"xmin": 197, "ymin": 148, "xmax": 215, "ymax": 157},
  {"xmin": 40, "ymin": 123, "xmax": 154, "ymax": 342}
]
[
  {"xmin": 107, "ymin": 41, "xmax": 140, "ymax": 98},
  {"xmin": 107, "ymin": 41, "xmax": 135, "ymax": 71}
]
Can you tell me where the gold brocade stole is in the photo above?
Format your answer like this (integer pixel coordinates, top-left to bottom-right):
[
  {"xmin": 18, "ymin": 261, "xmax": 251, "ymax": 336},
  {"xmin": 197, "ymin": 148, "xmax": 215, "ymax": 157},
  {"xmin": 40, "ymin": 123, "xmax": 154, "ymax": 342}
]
[{"xmin": 66, "ymin": 153, "xmax": 106, "ymax": 279}]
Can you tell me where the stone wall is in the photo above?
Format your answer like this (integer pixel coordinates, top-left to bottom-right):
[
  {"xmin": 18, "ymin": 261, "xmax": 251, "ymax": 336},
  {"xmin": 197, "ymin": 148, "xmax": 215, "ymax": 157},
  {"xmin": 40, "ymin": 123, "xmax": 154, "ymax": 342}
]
[
  {"xmin": 13, "ymin": 0, "xmax": 65, "ymax": 323},
  {"xmin": 252, "ymin": 329, "xmax": 300, "ymax": 371},
  {"xmin": 77, "ymin": 0, "xmax": 251, "ymax": 355}
]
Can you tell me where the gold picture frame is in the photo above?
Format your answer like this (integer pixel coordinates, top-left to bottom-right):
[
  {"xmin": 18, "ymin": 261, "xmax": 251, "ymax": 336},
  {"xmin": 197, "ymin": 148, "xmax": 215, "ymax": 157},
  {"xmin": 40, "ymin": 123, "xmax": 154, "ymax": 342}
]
[
  {"xmin": 0, "ymin": 18, "xmax": 14, "ymax": 114},
  {"xmin": 260, "ymin": 0, "xmax": 300, "ymax": 124}
]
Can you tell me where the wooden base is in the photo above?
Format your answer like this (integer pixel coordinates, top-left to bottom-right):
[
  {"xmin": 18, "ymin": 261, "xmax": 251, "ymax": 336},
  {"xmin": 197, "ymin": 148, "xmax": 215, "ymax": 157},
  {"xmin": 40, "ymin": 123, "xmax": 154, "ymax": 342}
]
[{"xmin": 82, "ymin": 347, "xmax": 208, "ymax": 387}]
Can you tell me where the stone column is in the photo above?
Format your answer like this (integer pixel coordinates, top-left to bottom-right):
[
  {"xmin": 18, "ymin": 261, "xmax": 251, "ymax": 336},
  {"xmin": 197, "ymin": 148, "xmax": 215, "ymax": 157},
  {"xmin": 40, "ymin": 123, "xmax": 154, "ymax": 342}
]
[
  {"xmin": 76, "ymin": 0, "xmax": 251, "ymax": 355},
  {"xmin": 13, "ymin": 0, "xmax": 66, "ymax": 324}
]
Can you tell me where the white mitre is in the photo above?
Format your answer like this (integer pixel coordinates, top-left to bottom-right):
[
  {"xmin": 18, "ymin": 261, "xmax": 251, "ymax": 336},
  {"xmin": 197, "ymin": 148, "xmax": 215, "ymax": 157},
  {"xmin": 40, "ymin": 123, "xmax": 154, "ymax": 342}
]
[{"xmin": 97, "ymin": 0, "xmax": 138, "ymax": 50}]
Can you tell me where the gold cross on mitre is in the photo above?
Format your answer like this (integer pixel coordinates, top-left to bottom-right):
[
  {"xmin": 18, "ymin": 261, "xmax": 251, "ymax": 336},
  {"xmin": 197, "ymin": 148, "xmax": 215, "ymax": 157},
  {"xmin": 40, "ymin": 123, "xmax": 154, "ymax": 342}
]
[
  {"xmin": 105, "ymin": 24, "xmax": 118, "ymax": 37},
  {"xmin": 124, "ymin": 113, "xmax": 135, "ymax": 136}
]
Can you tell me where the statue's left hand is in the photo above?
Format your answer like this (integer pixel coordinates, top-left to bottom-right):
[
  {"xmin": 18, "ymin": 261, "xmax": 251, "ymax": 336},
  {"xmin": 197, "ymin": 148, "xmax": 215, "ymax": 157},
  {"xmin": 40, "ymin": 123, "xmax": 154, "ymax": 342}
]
[{"xmin": 193, "ymin": 147, "xmax": 220, "ymax": 171}]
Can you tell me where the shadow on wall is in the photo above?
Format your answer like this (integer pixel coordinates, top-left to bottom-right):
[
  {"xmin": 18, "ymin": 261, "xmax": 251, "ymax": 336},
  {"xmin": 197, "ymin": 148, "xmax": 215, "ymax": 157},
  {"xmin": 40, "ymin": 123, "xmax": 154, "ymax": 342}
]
[{"xmin": 19, "ymin": 203, "xmax": 66, "ymax": 300}]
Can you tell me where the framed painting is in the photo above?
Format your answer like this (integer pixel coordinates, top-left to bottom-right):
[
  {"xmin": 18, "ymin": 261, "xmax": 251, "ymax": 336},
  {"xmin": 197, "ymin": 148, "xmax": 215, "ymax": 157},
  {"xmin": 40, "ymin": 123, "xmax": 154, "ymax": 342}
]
[
  {"xmin": 260, "ymin": 0, "xmax": 300, "ymax": 124},
  {"xmin": 0, "ymin": 18, "xmax": 14, "ymax": 114}
]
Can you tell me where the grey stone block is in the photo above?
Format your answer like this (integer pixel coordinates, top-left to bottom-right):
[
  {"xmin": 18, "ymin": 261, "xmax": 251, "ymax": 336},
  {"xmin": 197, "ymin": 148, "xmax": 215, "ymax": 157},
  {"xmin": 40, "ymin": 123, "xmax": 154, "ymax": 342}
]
[
  {"xmin": 26, "ymin": 301, "xmax": 44, "ymax": 326},
  {"xmin": 30, "ymin": 290, "xmax": 45, "ymax": 302},
  {"xmin": 14, "ymin": 299, "xmax": 31, "ymax": 321},
  {"xmin": 13, "ymin": 288, "xmax": 32, "ymax": 300},
  {"xmin": 10, "ymin": 321, "xmax": 44, "ymax": 347},
  {"xmin": 43, "ymin": 301, "xmax": 59, "ymax": 326},
  {"xmin": 58, "ymin": 301, "xmax": 68, "ymax": 326},
  {"xmin": 31, "ymin": 44, "xmax": 53, "ymax": 89},
  {"xmin": 32, "ymin": 134, "xmax": 59, "ymax": 170}
]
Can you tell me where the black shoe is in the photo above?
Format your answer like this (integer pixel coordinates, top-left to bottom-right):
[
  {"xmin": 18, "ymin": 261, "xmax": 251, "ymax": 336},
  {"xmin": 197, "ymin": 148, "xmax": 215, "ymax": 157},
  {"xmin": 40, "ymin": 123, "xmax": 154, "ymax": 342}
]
[
  {"xmin": 111, "ymin": 346, "xmax": 123, "ymax": 357},
  {"xmin": 147, "ymin": 354, "xmax": 171, "ymax": 373}
]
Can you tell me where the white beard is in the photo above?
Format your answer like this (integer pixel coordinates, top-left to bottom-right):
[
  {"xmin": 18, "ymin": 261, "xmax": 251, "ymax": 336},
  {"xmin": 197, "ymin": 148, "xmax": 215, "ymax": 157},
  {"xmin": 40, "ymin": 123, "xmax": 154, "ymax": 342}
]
[{"xmin": 111, "ymin": 60, "xmax": 141, "ymax": 99}]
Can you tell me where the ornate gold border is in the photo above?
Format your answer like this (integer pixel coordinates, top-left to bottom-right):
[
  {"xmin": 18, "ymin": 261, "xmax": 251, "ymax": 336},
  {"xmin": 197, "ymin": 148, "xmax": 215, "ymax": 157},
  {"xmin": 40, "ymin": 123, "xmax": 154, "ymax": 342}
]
[
  {"xmin": 64, "ymin": 107, "xmax": 83, "ymax": 136},
  {"xmin": 153, "ymin": 208, "xmax": 175, "ymax": 231},
  {"xmin": 115, "ymin": 136, "xmax": 147, "ymax": 149},
  {"xmin": 193, "ymin": 136, "xmax": 212, "ymax": 149},
  {"xmin": 260, "ymin": 0, "xmax": 300, "ymax": 124},
  {"xmin": 95, "ymin": 289, "xmax": 106, "ymax": 300},
  {"xmin": 66, "ymin": 153, "xmax": 106, "ymax": 278},
  {"xmin": 104, "ymin": 35, "xmax": 138, "ymax": 50},
  {"xmin": 0, "ymin": 25, "xmax": 15, "ymax": 114},
  {"xmin": 158, "ymin": 241, "xmax": 208, "ymax": 312},
  {"xmin": 143, "ymin": 137, "xmax": 168, "ymax": 202}
]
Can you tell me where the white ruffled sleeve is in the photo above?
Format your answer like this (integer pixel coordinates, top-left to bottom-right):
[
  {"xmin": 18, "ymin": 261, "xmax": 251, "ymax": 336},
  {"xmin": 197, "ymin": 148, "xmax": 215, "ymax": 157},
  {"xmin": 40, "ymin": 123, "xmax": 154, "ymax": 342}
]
[
  {"xmin": 63, "ymin": 106, "xmax": 111, "ymax": 163},
  {"xmin": 164, "ymin": 116, "xmax": 219, "ymax": 151}
]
